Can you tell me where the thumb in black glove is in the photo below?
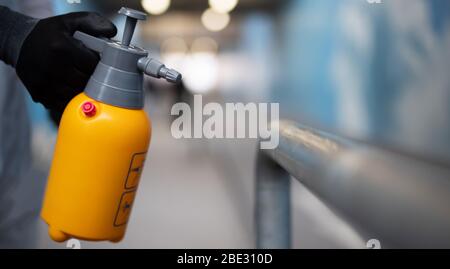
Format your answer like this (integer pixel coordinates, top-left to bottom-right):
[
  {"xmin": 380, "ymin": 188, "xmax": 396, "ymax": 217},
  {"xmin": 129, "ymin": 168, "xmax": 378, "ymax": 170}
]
[{"xmin": 16, "ymin": 12, "xmax": 117, "ymax": 116}]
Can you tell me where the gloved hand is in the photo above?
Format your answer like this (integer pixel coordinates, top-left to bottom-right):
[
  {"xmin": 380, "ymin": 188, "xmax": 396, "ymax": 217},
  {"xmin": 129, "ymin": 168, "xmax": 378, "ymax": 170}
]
[{"xmin": 16, "ymin": 12, "xmax": 117, "ymax": 114}]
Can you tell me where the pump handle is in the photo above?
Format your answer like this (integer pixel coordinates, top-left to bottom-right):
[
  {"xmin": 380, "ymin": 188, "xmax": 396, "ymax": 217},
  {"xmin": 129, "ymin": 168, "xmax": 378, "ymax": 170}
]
[{"xmin": 118, "ymin": 7, "xmax": 147, "ymax": 47}]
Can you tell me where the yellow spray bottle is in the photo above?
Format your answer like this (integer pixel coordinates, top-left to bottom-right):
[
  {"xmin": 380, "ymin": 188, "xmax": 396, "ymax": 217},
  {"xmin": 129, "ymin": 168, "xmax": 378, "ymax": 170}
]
[{"xmin": 41, "ymin": 7, "xmax": 181, "ymax": 243}]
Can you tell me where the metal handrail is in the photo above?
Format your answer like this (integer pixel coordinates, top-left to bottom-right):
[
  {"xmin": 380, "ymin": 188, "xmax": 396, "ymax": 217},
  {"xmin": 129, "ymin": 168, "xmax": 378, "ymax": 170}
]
[{"xmin": 256, "ymin": 120, "xmax": 450, "ymax": 248}]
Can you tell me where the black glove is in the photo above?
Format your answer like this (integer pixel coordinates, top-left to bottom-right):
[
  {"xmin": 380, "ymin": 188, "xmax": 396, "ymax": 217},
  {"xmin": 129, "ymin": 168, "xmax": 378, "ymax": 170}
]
[{"xmin": 16, "ymin": 12, "xmax": 117, "ymax": 114}]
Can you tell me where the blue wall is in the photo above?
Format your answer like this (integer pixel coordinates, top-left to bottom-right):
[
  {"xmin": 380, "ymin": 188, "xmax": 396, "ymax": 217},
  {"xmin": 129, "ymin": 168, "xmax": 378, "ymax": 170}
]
[{"xmin": 275, "ymin": 0, "xmax": 450, "ymax": 162}]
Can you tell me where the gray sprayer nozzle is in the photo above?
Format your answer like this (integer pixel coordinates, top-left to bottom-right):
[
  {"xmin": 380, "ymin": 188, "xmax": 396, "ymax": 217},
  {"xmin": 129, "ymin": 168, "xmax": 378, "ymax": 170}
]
[
  {"xmin": 73, "ymin": 7, "xmax": 182, "ymax": 109},
  {"xmin": 137, "ymin": 58, "xmax": 182, "ymax": 84}
]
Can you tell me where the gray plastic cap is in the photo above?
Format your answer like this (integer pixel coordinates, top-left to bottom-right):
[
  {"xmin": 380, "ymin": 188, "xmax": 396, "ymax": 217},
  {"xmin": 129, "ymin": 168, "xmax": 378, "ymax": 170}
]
[{"xmin": 74, "ymin": 7, "xmax": 182, "ymax": 109}]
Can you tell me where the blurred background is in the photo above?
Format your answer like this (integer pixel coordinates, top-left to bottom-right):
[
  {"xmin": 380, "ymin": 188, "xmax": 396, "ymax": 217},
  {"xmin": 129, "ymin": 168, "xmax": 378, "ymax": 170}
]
[{"xmin": 1, "ymin": 0, "xmax": 449, "ymax": 248}]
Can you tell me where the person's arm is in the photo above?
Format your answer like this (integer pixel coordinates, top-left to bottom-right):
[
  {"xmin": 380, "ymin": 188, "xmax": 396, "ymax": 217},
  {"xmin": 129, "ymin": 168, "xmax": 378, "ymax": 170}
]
[
  {"xmin": 0, "ymin": 6, "xmax": 117, "ymax": 115},
  {"xmin": 0, "ymin": 6, "xmax": 37, "ymax": 67}
]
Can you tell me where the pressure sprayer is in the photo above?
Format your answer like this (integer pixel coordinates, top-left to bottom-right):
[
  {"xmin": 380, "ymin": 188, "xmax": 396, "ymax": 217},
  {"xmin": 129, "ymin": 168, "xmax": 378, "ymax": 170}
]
[{"xmin": 41, "ymin": 7, "xmax": 181, "ymax": 243}]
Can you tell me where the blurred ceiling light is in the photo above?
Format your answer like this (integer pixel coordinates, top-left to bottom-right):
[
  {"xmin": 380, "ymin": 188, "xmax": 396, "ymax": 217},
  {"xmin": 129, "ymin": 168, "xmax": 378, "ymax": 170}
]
[
  {"xmin": 141, "ymin": 0, "xmax": 171, "ymax": 15},
  {"xmin": 160, "ymin": 37, "xmax": 188, "ymax": 73},
  {"xmin": 160, "ymin": 37, "xmax": 219, "ymax": 94},
  {"xmin": 161, "ymin": 37, "xmax": 189, "ymax": 56},
  {"xmin": 183, "ymin": 52, "xmax": 219, "ymax": 94},
  {"xmin": 191, "ymin": 37, "xmax": 219, "ymax": 54},
  {"xmin": 201, "ymin": 8, "xmax": 230, "ymax": 32},
  {"xmin": 209, "ymin": 0, "xmax": 239, "ymax": 13}
]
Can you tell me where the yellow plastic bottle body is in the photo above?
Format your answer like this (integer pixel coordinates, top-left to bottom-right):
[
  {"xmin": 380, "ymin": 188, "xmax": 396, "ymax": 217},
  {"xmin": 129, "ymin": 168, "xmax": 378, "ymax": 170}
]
[{"xmin": 41, "ymin": 92, "xmax": 151, "ymax": 242}]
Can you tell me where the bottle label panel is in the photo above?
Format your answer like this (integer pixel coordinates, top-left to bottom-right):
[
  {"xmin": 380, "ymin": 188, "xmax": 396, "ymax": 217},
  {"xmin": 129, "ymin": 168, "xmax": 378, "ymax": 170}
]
[
  {"xmin": 125, "ymin": 152, "xmax": 146, "ymax": 189},
  {"xmin": 113, "ymin": 152, "xmax": 147, "ymax": 227},
  {"xmin": 114, "ymin": 190, "xmax": 136, "ymax": 227}
]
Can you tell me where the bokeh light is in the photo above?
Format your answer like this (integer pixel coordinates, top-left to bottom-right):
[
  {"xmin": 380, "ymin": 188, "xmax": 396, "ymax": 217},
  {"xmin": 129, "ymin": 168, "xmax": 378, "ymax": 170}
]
[
  {"xmin": 141, "ymin": 0, "xmax": 171, "ymax": 15},
  {"xmin": 209, "ymin": 0, "xmax": 239, "ymax": 13},
  {"xmin": 201, "ymin": 8, "xmax": 230, "ymax": 32}
]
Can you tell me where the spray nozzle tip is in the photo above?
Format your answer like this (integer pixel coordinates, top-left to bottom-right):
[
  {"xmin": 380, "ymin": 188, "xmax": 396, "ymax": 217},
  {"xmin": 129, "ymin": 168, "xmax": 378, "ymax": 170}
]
[
  {"xmin": 160, "ymin": 67, "xmax": 182, "ymax": 84},
  {"xmin": 138, "ymin": 57, "xmax": 182, "ymax": 84}
]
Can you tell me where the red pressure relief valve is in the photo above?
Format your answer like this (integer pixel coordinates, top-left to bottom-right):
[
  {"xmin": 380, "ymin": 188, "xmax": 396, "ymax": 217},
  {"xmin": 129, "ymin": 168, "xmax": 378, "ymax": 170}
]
[{"xmin": 81, "ymin": 101, "xmax": 97, "ymax": 117}]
